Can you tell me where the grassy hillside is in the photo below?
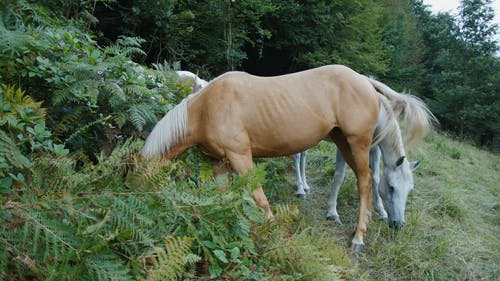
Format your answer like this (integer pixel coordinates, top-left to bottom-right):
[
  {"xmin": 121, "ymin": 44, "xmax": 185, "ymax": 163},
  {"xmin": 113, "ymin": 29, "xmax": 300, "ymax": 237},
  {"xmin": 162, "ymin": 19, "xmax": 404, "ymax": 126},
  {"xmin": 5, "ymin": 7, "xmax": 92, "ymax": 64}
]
[{"xmin": 265, "ymin": 132, "xmax": 499, "ymax": 280}]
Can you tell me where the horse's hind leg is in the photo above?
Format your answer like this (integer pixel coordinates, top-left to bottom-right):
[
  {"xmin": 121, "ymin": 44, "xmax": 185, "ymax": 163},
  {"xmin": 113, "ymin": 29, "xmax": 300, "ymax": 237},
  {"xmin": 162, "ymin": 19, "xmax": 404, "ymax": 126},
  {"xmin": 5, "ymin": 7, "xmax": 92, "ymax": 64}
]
[
  {"xmin": 293, "ymin": 153, "xmax": 307, "ymax": 198},
  {"xmin": 300, "ymin": 151, "xmax": 311, "ymax": 194},
  {"xmin": 326, "ymin": 149, "xmax": 346, "ymax": 225},
  {"xmin": 226, "ymin": 150, "xmax": 274, "ymax": 219}
]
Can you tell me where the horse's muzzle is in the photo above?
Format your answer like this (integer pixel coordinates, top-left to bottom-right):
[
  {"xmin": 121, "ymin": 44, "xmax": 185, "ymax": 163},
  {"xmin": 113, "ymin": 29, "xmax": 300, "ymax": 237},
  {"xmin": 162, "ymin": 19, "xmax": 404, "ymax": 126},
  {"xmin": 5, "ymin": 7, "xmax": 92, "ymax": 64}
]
[{"xmin": 389, "ymin": 220, "xmax": 405, "ymax": 230}]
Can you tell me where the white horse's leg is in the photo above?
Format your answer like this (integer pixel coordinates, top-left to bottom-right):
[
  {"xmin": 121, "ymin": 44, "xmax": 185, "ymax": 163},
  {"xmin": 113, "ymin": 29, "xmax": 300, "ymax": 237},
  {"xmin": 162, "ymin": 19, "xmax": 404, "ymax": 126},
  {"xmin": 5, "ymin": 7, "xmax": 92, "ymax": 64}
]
[
  {"xmin": 300, "ymin": 151, "xmax": 311, "ymax": 194},
  {"xmin": 370, "ymin": 146, "xmax": 388, "ymax": 220},
  {"xmin": 326, "ymin": 149, "xmax": 346, "ymax": 225},
  {"xmin": 293, "ymin": 153, "xmax": 307, "ymax": 197}
]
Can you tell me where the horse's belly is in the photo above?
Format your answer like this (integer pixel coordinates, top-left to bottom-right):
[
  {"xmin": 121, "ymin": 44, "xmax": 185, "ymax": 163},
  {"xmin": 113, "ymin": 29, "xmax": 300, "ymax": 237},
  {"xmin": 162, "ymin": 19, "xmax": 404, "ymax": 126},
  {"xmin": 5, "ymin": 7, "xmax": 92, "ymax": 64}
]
[{"xmin": 248, "ymin": 122, "xmax": 332, "ymax": 157}]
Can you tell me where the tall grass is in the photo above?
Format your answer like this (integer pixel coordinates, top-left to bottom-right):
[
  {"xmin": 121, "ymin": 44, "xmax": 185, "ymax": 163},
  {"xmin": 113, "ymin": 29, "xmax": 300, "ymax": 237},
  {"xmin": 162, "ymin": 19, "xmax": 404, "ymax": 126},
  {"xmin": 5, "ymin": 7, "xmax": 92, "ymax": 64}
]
[{"xmin": 266, "ymin": 133, "xmax": 499, "ymax": 280}]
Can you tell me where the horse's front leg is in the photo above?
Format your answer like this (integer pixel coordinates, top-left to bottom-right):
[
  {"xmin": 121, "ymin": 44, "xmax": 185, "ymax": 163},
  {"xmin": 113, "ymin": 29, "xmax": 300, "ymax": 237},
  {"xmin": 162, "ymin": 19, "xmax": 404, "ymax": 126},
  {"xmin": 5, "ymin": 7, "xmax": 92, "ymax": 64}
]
[
  {"xmin": 331, "ymin": 133, "xmax": 372, "ymax": 251},
  {"xmin": 370, "ymin": 146, "xmax": 388, "ymax": 220},
  {"xmin": 226, "ymin": 150, "xmax": 274, "ymax": 219},
  {"xmin": 348, "ymin": 136, "xmax": 373, "ymax": 251}
]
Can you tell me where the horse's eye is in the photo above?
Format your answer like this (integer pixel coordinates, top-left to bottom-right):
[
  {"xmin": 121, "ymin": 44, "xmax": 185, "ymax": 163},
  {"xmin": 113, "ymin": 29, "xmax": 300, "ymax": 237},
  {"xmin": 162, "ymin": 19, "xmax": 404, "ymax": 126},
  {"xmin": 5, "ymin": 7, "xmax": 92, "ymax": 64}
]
[{"xmin": 389, "ymin": 185, "xmax": 395, "ymax": 194}]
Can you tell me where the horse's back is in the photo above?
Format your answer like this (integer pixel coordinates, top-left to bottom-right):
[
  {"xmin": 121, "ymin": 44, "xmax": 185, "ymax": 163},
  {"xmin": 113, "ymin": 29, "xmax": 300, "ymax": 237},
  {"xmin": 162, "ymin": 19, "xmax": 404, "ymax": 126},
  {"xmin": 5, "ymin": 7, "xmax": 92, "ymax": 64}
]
[{"xmin": 190, "ymin": 65, "xmax": 380, "ymax": 157}]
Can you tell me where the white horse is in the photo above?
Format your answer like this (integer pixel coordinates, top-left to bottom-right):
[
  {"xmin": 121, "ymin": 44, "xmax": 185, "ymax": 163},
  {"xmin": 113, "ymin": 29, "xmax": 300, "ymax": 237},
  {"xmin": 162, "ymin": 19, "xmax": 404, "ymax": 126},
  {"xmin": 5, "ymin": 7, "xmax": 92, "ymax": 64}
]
[
  {"xmin": 293, "ymin": 146, "xmax": 389, "ymax": 225},
  {"xmin": 176, "ymin": 70, "xmax": 208, "ymax": 93}
]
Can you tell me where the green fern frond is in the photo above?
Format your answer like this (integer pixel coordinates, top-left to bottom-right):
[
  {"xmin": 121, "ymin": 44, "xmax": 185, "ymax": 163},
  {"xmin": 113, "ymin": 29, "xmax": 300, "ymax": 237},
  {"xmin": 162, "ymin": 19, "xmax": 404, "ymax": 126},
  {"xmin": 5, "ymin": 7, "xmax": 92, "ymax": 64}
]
[
  {"xmin": 127, "ymin": 104, "xmax": 157, "ymax": 131},
  {"xmin": 13, "ymin": 209, "xmax": 80, "ymax": 265},
  {"xmin": 138, "ymin": 159, "xmax": 181, "ymax": 190},
  {"xmin": 140, "ymin": 236, "xmax": 198, "ymax": 281},
  {"xmin": 273, "ymin": 204, "xmax": 300, "ymax": 223},
  {"xmin": 51, "ymin": 106, "xmax": 85, "ymax": 137},
  {"xmin": 51, "ymin": 88, "xmax": 73, "ymax": 106},
  {"xmin": 86, "ymin": 253, "xmax": 134, "ymax": 281},
  {"xmin": 0, "ymin": 130, "xmax": 32, "ymax": 172},
  {"xmin": 115, "ymin": 36, "xmax": 146, "ymax": 48},
  {"xmin": 1, "ymin": 84, "xmax": 46, "ymax": 124},
  {"xmin": 30, "ymin": 155, "xmax": 86, "ymax": 192},
  {"xmin": 122, "ymin": 84, "xmax": 148, "ymax": 97},
  {"xmin": 64, "ymin": 114, "xmax": 110, "ymax": 144},
  {"xmin": 112, "ymin": 112, "xmax": 128, "ymax": 129},
  {"xmin": 102, "ymin": 81, "xmax": 127, "ymax": 104}
]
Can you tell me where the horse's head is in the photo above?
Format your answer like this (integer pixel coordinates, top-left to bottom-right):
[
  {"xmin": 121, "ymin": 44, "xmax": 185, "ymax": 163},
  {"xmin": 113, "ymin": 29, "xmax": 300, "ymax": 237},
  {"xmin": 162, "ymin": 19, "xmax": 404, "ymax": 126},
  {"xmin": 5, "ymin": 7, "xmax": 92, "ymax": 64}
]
[{"xmin": 379, "ymin": 156, "xmax": 420, "ymax": 230}]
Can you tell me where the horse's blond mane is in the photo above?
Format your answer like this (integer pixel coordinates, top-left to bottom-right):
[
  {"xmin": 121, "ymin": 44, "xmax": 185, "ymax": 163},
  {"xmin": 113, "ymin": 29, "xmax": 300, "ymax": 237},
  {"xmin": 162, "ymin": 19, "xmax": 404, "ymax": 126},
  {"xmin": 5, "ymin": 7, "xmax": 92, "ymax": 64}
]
[
  {"xmin": 142, "ymin": 74, "xmax": 224, "ymax": 157},
  {"xmin": 141, "ymin": 98, "xmax": 188, "ymax": 157}
]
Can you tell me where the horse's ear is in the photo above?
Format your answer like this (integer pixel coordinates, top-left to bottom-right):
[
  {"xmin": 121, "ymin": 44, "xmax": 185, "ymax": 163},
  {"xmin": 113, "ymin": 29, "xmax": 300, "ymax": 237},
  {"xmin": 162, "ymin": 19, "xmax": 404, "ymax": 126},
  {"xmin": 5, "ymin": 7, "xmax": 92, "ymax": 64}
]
[
  {"xmin": 396, "ymin": 156, "xmax": 405, "ymax": 167},
  {"xmin": 410, "ymin": 160, "xmax": 421, "ymax": 170}
]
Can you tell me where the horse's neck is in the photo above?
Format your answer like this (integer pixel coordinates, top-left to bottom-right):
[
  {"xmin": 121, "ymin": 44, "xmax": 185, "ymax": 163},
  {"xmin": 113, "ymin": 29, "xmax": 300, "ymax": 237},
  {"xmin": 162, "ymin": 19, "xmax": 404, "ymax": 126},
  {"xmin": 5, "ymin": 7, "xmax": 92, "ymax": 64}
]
[{"xmin": 376, "ymin": 106, "xmax": 406, "ymax": 165}]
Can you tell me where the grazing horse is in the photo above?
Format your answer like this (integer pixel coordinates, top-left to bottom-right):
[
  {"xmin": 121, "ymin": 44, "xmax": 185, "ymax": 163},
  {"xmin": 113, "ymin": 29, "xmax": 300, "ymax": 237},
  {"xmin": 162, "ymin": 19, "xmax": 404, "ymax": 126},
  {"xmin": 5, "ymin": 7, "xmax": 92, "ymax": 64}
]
[
  {"xmin": 176, "ymin": 70, "xmax": 208, "ymax": 93},
  {"xmin": 142, "ymin": 65, "xmax": 434, "ymax": 250},
  {"xmin": 293, "ymin": 151, "xmax": 311, "ymax": 196},
  {"xmin": 293, "ymin": 147, "xmax": 389, "ymax": 224}
]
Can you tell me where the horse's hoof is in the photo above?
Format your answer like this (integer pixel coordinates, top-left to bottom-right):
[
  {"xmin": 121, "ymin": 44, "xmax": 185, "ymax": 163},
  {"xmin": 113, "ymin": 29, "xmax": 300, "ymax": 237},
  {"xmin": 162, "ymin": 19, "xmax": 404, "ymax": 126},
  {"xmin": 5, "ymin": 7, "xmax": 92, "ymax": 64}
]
[
  {"xmin": 295, "ymin": 193, "xmax": 307, "ymax": 199},
  {"xmin": 326, "ymin": 215, "xmax": 342, "ymax": 225},
  {"xmin": 351, "ymin": 243, "xmax": 364, "ymax": 252}
]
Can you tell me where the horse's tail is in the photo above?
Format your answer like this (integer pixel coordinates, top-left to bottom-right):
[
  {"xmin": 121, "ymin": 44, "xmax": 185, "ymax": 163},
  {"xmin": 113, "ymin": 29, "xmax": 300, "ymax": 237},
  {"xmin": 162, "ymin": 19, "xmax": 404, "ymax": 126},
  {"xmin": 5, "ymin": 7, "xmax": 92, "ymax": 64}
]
[
  {"xmin": 368, "ymin": 78, "xmax": 438, "ymax": 146},
  {"xmin": 141, "ymin": 99, "xmax": 189, "ymax": 158}
]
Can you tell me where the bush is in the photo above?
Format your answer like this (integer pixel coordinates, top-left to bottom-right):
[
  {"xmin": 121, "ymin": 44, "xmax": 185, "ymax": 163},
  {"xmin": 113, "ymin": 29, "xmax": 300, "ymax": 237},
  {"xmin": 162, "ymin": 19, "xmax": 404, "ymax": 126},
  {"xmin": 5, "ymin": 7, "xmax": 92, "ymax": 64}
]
[
  {"xmin": 1, "ymin": 1, "xmax": 192, "ymax": 159},
  {"xmin": 0, "ymin": 84, "xmax": 68, "ymax": 193}
]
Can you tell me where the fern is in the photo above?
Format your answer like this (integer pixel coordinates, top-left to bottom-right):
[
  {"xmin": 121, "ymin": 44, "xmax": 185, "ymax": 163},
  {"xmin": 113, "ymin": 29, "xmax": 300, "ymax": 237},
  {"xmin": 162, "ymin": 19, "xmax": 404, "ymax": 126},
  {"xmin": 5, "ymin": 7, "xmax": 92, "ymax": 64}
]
[
  {"xmin": 273, "ymin": 203, "xmax": 300, "ymax": 224},
  {"xmin": 1, "ymin": 84, "xmax": 46, "ymax": 127},
  {"xmin": 0, "ymin": 130, "xmax": 32, "ymax": 174},
  {"xmin": 51, "ymin": 106, "xmax": 86, "ymax": 137},
  {"xmin": 64, "ymin": 114, "xmax": 111, "ymax": 145},
  {"xmin": 103, "ymin": 81, "xmax": 127, "ymax": 106},
  {"xmin": 30, "ymin": 154, "xmax": 88, "ymax": 192},
  {"xmin": 86, "ymin": 254, "xmax": 134, "ymax": 281},
  {"xmin": 140, "ymin": 236, "xmax": 199, "ymax": 281},
  {"xmin": 133, "ymin": 104, "xmax": 158, "ymax": 131}
]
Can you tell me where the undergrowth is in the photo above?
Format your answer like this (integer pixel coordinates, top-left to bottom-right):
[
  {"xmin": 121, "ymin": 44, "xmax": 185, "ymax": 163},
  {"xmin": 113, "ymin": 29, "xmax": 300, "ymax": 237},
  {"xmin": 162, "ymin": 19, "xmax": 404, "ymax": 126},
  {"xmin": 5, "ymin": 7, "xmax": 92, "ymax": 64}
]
[{"xmin": 0, "ymin": 139, "xmax": 352, "ymax": 280}]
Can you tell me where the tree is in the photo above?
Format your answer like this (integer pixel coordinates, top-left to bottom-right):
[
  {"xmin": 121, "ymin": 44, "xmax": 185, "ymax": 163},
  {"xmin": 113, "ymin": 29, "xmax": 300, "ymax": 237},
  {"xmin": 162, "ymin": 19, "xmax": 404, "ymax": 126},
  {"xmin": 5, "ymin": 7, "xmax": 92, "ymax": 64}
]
[
  {"xmin": 93, "ymin": 0, "xmax": 275, "ymax": 77},
  {"xmin": 379, "ymin": 0, "xmax": 426, "ymax": 92},
  {"xmin": 244, "ymin": 0, "xmax": 390, "ymax": 76},
  {"xmin": 412, "ymin": 0, "xmax": 500, "ymax": 149},
  {"xmin": 459, "ymin": 0, "xmax": 498, "ymax": 55}
]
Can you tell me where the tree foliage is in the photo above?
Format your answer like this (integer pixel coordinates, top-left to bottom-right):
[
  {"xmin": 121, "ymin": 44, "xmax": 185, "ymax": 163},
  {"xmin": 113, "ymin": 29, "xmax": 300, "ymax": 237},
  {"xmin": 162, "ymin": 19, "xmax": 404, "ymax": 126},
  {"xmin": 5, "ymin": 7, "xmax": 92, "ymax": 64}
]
[{"xmin": 412, "ymin": 0, "xmax": 499, "ymax": 149}]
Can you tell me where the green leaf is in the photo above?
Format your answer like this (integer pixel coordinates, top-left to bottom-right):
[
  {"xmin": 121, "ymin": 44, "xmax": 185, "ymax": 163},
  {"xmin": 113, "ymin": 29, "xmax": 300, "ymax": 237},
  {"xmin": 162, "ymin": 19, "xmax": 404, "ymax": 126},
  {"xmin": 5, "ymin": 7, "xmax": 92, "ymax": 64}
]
[
  {"xmin": 213, "ymin": 249, "xmax": 228, "ymax": 263},
  {"xmin": 230, "ymin": 247, "xmax": 241, "ymax": 261},
  {"xmin": 208, "ymin": 263, "xmax": 222, "ymax": 278},
  {"xmin": 0, "ymin": 177, "xmax": 13, "ymax": 193},
  {"xmin": 201, "ymin": 240, "xmax": 217, "ymax": 249},
  {"xmin": 53, "ymin": 144, "xmax": 69, "ymax": 156}
]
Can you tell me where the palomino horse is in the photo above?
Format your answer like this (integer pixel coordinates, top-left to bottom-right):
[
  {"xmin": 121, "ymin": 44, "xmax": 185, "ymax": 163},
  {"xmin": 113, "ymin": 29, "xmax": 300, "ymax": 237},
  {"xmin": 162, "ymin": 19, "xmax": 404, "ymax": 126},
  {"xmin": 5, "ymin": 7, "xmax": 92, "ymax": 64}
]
[
  {"xmin": 142, "ymin": 65, "xmax": 434, "ymax": 250},
  {"xmin": 293, "ymin": 147, "xmax": 389, "ymax": 224}
]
